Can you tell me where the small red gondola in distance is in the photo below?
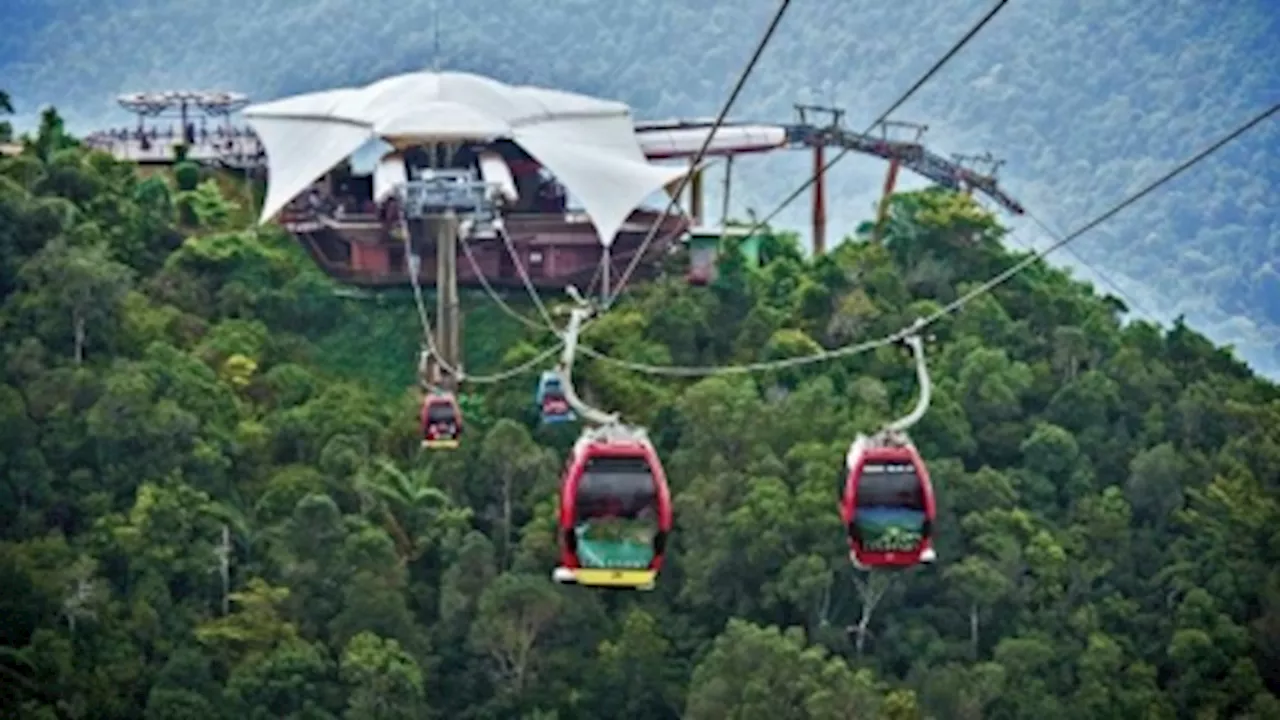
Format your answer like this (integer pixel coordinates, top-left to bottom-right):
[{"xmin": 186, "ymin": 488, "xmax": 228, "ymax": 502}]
[
  {"xmin": 554, "ymin": 432, "xmax": 673, "ymax": 590},
  {"xmin": 420, "ymin": 392, "xmax": 462, "ymax": 450},
  {"xmin": 840, "ymin": 436, "xmax": 936, "ymax": 569}
]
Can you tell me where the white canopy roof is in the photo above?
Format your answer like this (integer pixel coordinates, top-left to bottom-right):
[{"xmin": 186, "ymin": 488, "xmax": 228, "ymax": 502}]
[{"xmin": 244, "ymin": 70, "xmax": 693, "ymax": 247}]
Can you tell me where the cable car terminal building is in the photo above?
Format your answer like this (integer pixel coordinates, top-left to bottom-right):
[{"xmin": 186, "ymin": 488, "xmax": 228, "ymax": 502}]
[{"xmin": 83, "ymin": 74, "xmax": 1026, "ymax": 293}]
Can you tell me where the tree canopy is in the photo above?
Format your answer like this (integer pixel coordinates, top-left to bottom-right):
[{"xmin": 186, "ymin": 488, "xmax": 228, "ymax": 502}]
[{"xmin": 1, "ymin": 101, "xmax": 1278, "ymax": 720}]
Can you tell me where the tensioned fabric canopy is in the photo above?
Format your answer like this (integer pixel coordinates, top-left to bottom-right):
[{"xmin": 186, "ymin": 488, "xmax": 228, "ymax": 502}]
[{"xmin": 244, "ymin": 70, "xmax": 695, "ymax": 248}]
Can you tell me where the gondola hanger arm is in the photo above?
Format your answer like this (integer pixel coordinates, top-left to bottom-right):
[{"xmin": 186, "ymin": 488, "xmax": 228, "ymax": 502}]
[
  {"xmin": 883, "ymin": 319, "xmax": 931, "ymax": 435},
  {"xmin": 559, "ymin": 287, "xmax": 620, "ymax": 427}
]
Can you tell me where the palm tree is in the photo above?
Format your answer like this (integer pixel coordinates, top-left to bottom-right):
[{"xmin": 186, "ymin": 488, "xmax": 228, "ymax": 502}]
[{"xmin": 356, "ymin": 457, "xmax": 454, "ymax": 563}]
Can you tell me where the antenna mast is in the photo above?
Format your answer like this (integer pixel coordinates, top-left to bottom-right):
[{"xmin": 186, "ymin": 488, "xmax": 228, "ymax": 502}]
[{"xmin": 433, "ymin": 1, "xmax": 441, "ymax": 70}]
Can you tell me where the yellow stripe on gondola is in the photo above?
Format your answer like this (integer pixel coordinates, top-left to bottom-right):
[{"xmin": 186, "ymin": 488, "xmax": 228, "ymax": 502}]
[
  {"xmin": 422, "ymin": 439, "xmax": 460, "ymax": 450},
  {"xmin": 570, "ymin": 568, "xmax": 657, "ymax": 590}
]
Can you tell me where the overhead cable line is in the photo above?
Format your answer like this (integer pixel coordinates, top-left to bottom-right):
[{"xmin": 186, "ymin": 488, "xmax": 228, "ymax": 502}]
[
  {"xmin": 739, "ymin": 0, "xmax": 1013, "ymax": 242},
  {"xmin": 912, "ymin": 101, "xmax": 1279, "ymax": 328},
  {"xmin": 968, "ymin": 194, "xmax": 1162, "ymax": 323},
  {"xmin": 456, "ymin": 223, "xmax": 647, "ymax": 369},
  {"xmin": 468, "ymin": 214, "xmax": 682, "ymax": 339},
  {"xmin": 508, "ymin": 0, "xmax": 1000, "ymax": 321},
  {"xmin": 606, "ymin": 0, "xmax": 795, "ymax": 308},
  {"xmin": 1021, "ymin": 208, "xmax": 1161, "ymax": 323},
  {"xmin": 457, "ymin": 226, "xmax": 551, "ymax": 334},
  {"xmin": 493, "ymin": 219, "xmax": 559, "ymax": 331},
  {"xmin": 400, "ymin": 213, "xmax": 449, "ymax": 371},
  {"xmin": 569, "ymin": 101, "xmax": 1279, "ymax": 377},
  {"xmin": 453, "ymin": 0, "xmax": 1010, "ymax": 377},
  {"xmin": 462, "ymin": 342, "xmax": 566, "ymax": 383}
]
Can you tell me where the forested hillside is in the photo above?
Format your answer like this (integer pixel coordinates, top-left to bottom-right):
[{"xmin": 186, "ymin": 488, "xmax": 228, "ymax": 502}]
[
  {"xmin": 4, "ymin": 0, "xmax": 1278, "ymax": 375},
  {"xmin": 3, "ymin": 103, "xmax": 1280, "ymax": 720}
]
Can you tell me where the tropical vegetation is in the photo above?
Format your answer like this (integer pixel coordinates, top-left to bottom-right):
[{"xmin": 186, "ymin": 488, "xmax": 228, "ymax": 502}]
[{"xmin": 2, "ymin": 94, "xmax": 1279, "ymax": 719}]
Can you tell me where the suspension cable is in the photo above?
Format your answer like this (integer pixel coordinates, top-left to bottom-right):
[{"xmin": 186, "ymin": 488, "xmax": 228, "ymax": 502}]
[
  {"xmin": 493, "ymin": 218, "xmax": 560, "ymax": 331},
  {"xmin": 452, "ymin": 229, "xmax": 643, "ymax": 386},
  {"xmin": 582, "ymin": 335, "xmax": 892, "ymax": 376},
  {"xmin": 456, "ymin": 225, "xmax": 550, "ymax": 333},
  {"xmin": 399, "ymin": 206, "xmax": 449, "ymax": 376},
  {"xmin": 607, "ymin": 0, "xmax": 795, "ymax": 308},
  {"xmin": 1021, "ymin": 208, "xmax": 1160, "ymax": 322},
  {"xmin": 436, "ymin": 0, "xmax": 1009, "ymax": 382},
  {"xmin": 457, "ymin": 219, "xmax": 688, "ymax": 374},
  {"xmin": 563, "ymin": 101, "xmax": 1280, "ymax": 378},
  {"xmin": 737, "ymin": 0, "xmax": 1014, "ymax": 243},
  {"xmin": 401, "ymin": 206, "xmax": 562, "ymax": 385},
  {"xmin": 965, "ymin": 194, "xmax": 1161, "ymax": 323},
  {"xmin": 461, "ymin": 214, "xmax": 682, "ymax": 337},
  {"xmin": 461, "ymin": 342, "xmax": 565, "ymax": 384},
  {"xmin": 915, "ymin": 101, "xmax": 1278, "ymax": 327}
]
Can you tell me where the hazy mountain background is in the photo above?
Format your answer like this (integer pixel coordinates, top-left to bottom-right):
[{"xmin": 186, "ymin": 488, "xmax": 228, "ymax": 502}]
[{"xmin": 3, "ymin": 0, "xmax": 1278, "ymax": 374}]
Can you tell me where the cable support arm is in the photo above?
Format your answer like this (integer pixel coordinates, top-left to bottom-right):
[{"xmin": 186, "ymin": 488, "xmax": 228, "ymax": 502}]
[
  {"xmin": 417, "ymin": 348, "xmax": 432, "ymax": 390},
  {"xmin": 559, "ymin": 288, "xmax": 621, "ymax": 426}
]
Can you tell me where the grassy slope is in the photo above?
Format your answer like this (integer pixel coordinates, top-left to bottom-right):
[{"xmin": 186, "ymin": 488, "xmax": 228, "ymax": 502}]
[
  {"xmin": 166, "ymin": 166, "xmax": 533, "ymax": 400},
  {"xmin": 312, "ymin": 290, "xmax": 531, "ymax": 401}
]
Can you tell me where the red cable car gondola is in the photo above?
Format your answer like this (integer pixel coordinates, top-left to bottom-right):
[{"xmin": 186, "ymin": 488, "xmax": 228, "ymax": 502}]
[
  {"xmin": 838, "ymin": 327, "xmax": 937, "ymax": 570},
  {"xmin": 840, "ymin": 435, "xmax": 936, "ymax": 569},
  {"xmin": 548, "ymin": 294, "xmax": 673, "ymax": 590},
  {"xmin": 536, "ymin": 371, "xmax": 575, "ymax": 424},
  {"xmin": 552, "ymin": 428, "xmax": 672, "ymax": 590},
  {"xmin": 420, "ymin": 392, "xmax": 462, "ymax": 450}
]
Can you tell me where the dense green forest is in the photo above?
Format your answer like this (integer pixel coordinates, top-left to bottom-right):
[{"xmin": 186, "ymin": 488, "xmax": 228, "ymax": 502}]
[{"xmin": 2, "ymin": 96, "xmax": 1280, "ymax": 720}]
